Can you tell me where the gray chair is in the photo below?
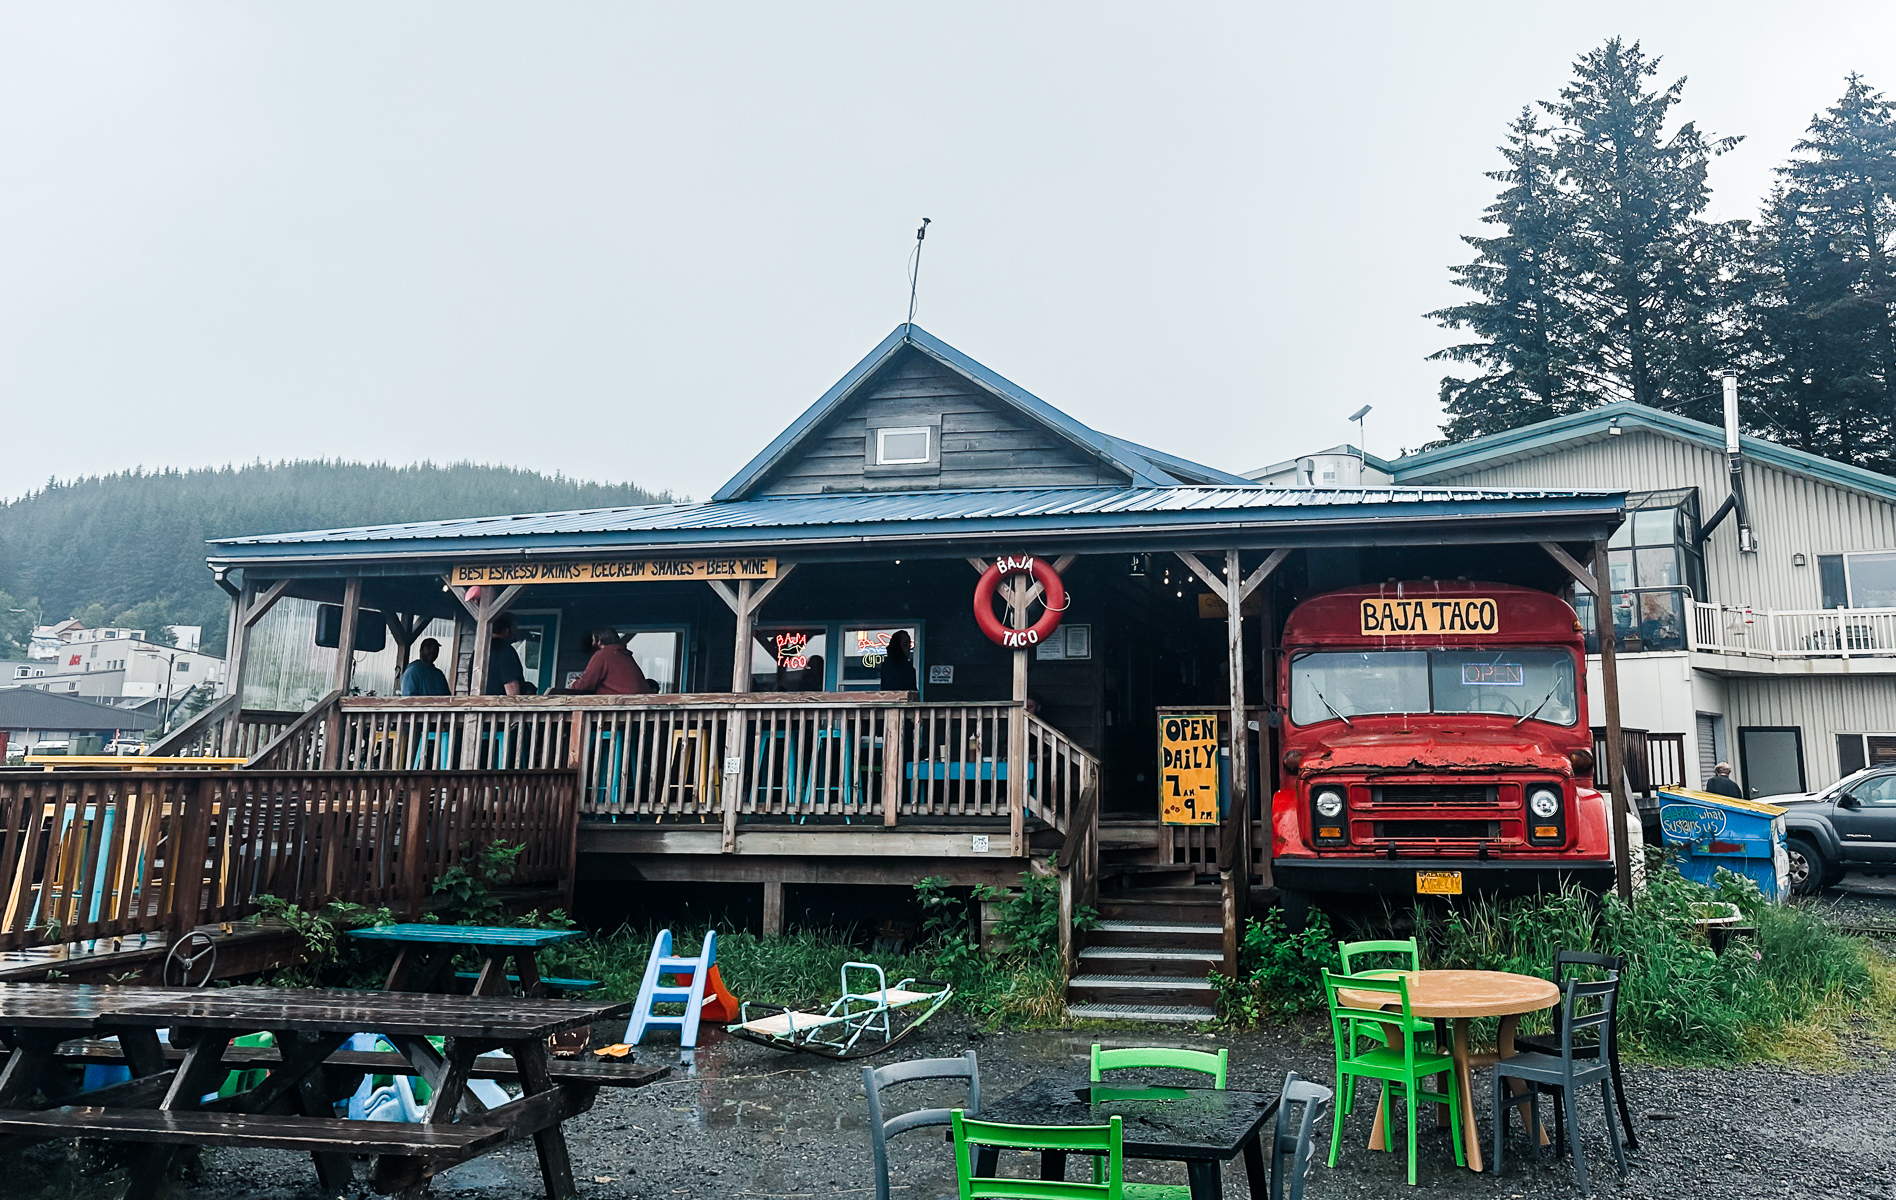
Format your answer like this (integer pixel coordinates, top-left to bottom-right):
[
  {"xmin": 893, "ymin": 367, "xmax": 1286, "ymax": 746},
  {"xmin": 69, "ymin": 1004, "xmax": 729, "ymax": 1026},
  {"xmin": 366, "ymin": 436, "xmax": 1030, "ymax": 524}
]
[
  {"xmin": 1512, "ymin": 949, "xmax": 1637, "ymax": 1151},
  {"xmin": 1269, "ymin": 1071, "xmax": 1332, "ymax": 1200},
  {"xmin": 862, "ymin": 1051, "xmax": 980, "ymax": 1200},
  {"xmin": 1492, "ymin": 977, "xmax": 1628, "ymax": 1193}
]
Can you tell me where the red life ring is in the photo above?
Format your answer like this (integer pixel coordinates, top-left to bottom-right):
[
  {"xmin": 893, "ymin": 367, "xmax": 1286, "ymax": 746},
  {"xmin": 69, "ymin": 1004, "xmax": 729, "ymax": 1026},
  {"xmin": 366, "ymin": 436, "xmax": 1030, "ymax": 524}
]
[{"xmin": 974, "ymin": 554, "xmax": 1066, "ymax": 648}]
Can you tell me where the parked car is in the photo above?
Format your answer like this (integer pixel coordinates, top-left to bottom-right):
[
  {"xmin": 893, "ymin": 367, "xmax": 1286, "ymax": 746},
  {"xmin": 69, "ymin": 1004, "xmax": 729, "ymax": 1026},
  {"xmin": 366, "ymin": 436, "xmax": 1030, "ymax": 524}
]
[
  {"xmin": 105, "ymin": 739, "xmax": 148, "ymax": 755},
  {"xmin": 1760, "ymin": 769, "xmax": 1896, "ymax": 893}
]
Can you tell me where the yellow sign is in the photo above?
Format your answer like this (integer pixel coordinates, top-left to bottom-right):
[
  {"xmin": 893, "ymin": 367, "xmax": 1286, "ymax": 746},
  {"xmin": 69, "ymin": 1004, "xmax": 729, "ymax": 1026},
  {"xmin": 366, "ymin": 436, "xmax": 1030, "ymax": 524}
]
[
  {"xmin": 1360, "ymin": 596, "xmax": 1500, "ymax": 637},
  {"xmin": 1158, "ymin": 713, "xmax": 1221, "ymax": 826},
  {"xmin": 450, "ymin": 557, "xmax": 777, "ymax": 586}
]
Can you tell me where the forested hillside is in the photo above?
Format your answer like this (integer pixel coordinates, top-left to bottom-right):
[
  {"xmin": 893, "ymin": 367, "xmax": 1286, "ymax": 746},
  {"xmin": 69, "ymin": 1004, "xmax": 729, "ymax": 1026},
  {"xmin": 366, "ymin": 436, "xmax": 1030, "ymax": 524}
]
[{"xmin": 0, "ymin": 462, "xmax": 671, "ymax": 658}]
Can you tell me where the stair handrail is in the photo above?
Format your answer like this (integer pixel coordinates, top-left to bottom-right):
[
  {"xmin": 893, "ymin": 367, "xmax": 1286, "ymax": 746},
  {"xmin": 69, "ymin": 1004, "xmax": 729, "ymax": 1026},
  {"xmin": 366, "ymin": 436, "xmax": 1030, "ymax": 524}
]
[
  {"xmin": 245, "ymin": 689, "xmax": 343, "ymax": 769},
  {"xmin": 1056, "ymin": 772, "xmax": 1100, "ymax": 977},
  {"xmin": 144, "ymin": 692, "xmax": 240, "ymax": 757}
]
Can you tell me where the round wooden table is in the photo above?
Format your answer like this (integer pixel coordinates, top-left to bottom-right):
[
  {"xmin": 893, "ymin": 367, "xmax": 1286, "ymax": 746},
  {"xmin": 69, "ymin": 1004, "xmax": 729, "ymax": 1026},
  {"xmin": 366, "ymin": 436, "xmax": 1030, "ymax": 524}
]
[{"xmin": 1337, "ymin": 969, "xmax": 1559, "ymax": 1173}]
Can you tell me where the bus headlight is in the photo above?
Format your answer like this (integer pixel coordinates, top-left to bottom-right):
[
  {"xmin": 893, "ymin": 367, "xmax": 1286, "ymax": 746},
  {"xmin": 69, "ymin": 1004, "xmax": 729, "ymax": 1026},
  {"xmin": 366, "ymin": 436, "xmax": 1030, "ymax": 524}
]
[
  {"xmin": 1528, "ymin": 787, "xmax": 1561, "ymax": 819},
  {"xmin": 1314, "ymin": 789, "xmax": 1345, "ymax": 819}
]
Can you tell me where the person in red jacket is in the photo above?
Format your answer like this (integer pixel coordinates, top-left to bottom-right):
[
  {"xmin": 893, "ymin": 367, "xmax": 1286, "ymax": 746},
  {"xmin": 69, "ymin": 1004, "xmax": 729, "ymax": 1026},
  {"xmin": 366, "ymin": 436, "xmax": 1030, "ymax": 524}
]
[{"xmin": 562, "ymin": 627, "xmax": 656, "ymax": 695}]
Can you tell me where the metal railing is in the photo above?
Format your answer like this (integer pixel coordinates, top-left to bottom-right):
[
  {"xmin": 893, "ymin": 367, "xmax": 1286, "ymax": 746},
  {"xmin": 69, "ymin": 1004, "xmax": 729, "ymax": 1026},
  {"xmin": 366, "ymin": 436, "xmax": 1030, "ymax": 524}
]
[
  {"xmin": 1688, "ymin": 602, "xmax": 1896, "ymax": 660},
  {"xmin": 0, "ymin": 769, "xmax": 577, "ymax": 951}
]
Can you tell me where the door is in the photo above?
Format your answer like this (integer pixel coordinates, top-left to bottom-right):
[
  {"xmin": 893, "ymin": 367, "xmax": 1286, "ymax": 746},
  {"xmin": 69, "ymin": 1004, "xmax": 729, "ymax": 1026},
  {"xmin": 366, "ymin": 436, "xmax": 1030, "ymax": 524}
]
[
  {"xmin": 507, "ymin": 611, "xmax": 561, "ymax": 695},
  {"xmin": 1738, "ymin": 727, "xmax": 1805, "ymax": 800},
  {"xmin": 1831, "ymin": 770, "xmax": 1896, "ymax": 863}
]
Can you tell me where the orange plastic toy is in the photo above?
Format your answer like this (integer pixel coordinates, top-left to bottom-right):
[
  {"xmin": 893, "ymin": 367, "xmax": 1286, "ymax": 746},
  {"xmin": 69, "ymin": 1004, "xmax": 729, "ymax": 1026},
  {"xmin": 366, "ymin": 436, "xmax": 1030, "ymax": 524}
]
[{"xmin": 700, "ymin": 964, "xmax": 740, "ymax": 1023}]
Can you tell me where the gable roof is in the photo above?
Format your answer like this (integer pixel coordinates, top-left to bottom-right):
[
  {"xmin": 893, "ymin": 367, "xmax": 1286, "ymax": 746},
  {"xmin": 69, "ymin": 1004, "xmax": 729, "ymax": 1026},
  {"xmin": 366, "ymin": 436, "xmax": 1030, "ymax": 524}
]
[
  {"xmin": 712, "ymin": 324, "xmax": 1250, "ymax": 501},
  {"xmin": 1390, "ymin": 400, "xmax": 1896, "ymax": 505},
  {"xmin": 0, "ymin": 686, "xmax": 156, "ymax": 731}
]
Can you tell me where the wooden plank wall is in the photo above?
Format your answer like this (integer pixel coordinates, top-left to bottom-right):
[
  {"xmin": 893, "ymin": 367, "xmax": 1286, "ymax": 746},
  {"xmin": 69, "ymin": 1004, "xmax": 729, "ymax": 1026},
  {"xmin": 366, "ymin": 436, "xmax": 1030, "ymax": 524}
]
[{"xmin": 756, "ymin": 348, "xmax": 1129, "ymax": 495}]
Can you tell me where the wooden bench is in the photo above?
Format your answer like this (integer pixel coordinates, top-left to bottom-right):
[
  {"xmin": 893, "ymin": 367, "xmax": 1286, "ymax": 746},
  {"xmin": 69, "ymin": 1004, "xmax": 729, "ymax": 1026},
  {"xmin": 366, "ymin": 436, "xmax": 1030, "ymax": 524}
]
[
  {"xmin": 55, "ymin": 1040, "xmax": 666, "ymax": 1088},
  {"xmin": 0, "ymin": 1105, "xmax": 504, "ymax": 1159}
]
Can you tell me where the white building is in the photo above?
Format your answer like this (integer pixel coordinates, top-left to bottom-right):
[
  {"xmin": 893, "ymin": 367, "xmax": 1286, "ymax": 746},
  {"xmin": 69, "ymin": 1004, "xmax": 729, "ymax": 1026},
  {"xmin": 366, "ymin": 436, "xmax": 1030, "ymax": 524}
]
[
  {"xmin": 26, "ymin": 625, "xmax": 224, "ymax": 704},
  {"xmin": 1341, "ymin": 399, "xmax": 1896, "ymax": 799},
  {"xmin": 1245, "ymin": 444, "xmax": 1394, "ymax": 489}
]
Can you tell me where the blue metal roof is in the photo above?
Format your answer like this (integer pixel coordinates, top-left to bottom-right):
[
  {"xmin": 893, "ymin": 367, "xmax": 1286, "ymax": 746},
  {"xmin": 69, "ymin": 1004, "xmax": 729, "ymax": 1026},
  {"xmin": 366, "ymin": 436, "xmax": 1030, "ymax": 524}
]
[
  {"xmin": 208, "ymin": 483, "xmax": 1624, "ymax": 565},
  {"xmin": 1392, "ymin": 400, "xmax": 1896, "ymax": 503},
  {"xmin": 712, "ymin": 324, "xmax": 1252, "ymax": 500}
]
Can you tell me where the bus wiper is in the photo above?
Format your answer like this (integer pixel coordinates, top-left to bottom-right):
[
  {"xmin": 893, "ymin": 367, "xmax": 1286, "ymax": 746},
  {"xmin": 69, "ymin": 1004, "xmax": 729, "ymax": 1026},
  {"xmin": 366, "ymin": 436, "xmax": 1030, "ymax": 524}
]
[
  {"xmin": 1515, "ymin": 685, "xmax": 1560, "ymax": 727},
  {"xmin": 1312, "ymin": 686, "xmax": 1352, "ymax": 727}
]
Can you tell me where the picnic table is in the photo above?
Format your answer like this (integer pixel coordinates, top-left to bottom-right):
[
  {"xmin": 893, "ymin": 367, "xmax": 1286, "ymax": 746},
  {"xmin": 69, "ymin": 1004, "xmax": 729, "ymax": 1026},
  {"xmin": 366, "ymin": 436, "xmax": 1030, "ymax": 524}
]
[
  {"xmin": 0, "ymin": 982, "xmax": 658, "ymax": 1200},
  {"xmin": 349, "ymin": 923, "xmax": 590, "ymax": 996},
  {"xmin": 974, "ymin": 1077, "xmax": 1280, "ymax": 1200},
  {"xmin": 1338, "ymin": 968, "xmax": 1560, "ymax": 1173}
]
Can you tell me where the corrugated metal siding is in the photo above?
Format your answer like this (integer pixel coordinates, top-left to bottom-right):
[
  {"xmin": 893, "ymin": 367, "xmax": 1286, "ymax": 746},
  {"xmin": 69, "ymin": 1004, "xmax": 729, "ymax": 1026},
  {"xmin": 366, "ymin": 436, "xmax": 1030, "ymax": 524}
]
[
  {"xmin": 1436, "ymin": 428, "xmax": 1896, "ymax": 610},
  {"xmin": 1725, "ymin": 675, "xmax": 1896, "ymax": 789}
]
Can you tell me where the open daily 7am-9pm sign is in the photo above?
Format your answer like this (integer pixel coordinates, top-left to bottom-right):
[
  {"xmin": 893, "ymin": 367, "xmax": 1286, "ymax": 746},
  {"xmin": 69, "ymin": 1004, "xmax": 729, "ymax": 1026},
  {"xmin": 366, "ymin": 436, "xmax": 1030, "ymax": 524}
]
[
  {"xmin": 1360, "ymin": 596, "xmax": 1500, "ymax": 636},
  {"xmin": 450, "ymin": 557, "xmax": 777, "ymax": 586},
  {"xmin": 1158, "ymin": 713, "xmax": 1221, "ymax": 826}
]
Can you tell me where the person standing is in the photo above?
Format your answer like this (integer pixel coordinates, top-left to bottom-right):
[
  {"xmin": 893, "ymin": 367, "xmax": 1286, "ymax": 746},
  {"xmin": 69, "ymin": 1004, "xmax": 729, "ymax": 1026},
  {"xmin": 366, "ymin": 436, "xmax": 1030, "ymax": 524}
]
[
  {"xmin": 878, "ymin": 630, "xmax": 917, "ymax": 693},
  {"xmin": 1704, "ymin": 762, "xmax": 1745, "ymax": 798},
  {"xmin": 561, "ymin": 627, "xmax": 655, "ymax": 695},
  {"xmin": 483, "ymin": 613, "xmax": 529, "ymax": 696},
  {"xmin": 400, "ymin": 637, "xmax": 451, "ymax": 696}
]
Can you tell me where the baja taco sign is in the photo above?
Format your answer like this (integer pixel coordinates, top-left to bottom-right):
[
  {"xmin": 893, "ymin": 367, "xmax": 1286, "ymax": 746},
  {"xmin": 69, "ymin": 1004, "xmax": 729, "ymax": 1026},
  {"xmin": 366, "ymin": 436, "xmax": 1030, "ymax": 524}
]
[{"xmin": 1360, "ymin": 596, "xmax": 1500, "ymax": 637}]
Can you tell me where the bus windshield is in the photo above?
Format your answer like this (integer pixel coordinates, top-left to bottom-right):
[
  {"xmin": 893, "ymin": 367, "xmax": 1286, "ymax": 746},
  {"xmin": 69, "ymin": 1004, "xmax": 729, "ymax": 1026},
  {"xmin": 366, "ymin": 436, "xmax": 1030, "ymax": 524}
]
[{"xmin": 1289, "ymin": 648, "xmax": 1577, "ymax": 726}]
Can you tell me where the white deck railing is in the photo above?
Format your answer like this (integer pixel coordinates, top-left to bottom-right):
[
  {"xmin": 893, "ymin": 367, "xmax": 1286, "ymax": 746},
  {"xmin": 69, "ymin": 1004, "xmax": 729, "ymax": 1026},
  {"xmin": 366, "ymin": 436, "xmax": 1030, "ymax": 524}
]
[{"xmin": 1689, "ymin": 602, "xmax": 1896, "ymax": 660}]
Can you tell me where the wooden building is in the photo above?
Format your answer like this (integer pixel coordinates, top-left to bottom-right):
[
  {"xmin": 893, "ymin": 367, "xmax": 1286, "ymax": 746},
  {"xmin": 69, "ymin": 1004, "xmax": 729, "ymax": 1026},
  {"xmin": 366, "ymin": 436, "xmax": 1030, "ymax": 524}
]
[{"xmin": 189, "ymin": 324, "xmax": 1629, "ymax": 1020}]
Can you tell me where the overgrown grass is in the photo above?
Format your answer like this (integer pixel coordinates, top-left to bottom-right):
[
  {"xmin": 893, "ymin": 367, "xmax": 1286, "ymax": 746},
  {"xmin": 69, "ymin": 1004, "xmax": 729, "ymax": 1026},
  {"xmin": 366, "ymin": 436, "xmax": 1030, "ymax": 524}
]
[
  {"xmin": 551, "ymin": 868, "xmax": 1077, "ymax": 1029},
  {"xmin": 1218, "ymin": 855, "xmax": 1893, "ymax": 1067}
]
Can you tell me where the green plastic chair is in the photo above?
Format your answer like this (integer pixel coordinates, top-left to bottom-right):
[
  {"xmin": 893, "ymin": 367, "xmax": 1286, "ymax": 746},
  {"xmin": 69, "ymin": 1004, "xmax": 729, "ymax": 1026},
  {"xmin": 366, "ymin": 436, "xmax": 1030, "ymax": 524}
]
[
  {"xmin": 1321, "ymin": 969, "xmax": 1464, "ymax": 1186},
  {"xmin": 1334, "ymin": 939, "xmax": 1440, "ymax": 1114},
  {"xmin": 1085, "ymin": 1045, "xmax": 1225, "ymax": 1198},
  {"xmin": 1088, "ymin": 1044, "xmax": 1228, "ymax": 1089},
  {"xmin": 951, "ymin": 1110, "xmax": 1124, "ymax": 1199}
]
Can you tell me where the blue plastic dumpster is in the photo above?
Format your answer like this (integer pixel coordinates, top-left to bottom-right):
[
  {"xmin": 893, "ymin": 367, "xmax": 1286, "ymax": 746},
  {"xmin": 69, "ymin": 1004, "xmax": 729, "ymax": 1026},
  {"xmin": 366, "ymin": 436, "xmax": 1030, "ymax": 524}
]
[{"xmin": 1655, "ymin": 787, "xmax": 1790, "ymax": 901}]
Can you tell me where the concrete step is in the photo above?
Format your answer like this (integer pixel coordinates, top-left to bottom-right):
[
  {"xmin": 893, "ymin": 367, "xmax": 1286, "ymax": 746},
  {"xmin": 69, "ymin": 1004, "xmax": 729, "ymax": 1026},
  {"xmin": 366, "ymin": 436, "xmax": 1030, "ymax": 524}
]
[
  {"xmin": 1085, "ymin": 919, "xmax": 1223, "ymax": 951},
  {"xmin": 1077, "ymin": 946, "xmax": 1223, "ymax": 976},
  {"xmin": 1065, "ymin": 1002, "xmax": 1218, "ymax": 1024}
]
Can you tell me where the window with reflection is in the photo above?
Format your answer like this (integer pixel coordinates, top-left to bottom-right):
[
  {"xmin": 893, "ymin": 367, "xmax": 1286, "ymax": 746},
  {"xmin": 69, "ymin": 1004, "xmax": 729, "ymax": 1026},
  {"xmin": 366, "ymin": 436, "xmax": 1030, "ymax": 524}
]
[
  {"xmin": 1578, "ymin": 489, "xmax": 1704, "ymax": 651},
  {"xmin": 1818, "ymin": 550, "xmax": 1896, "ymax": 609},
  {"xmin": 751, "ymin": 627, "xmax": 828, "ymax": 691}
]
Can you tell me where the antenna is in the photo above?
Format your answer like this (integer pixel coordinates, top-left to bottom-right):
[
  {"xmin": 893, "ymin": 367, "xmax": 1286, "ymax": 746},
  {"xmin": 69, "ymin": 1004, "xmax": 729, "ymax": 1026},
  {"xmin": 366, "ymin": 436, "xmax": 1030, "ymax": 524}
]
[{"xmin": 905, "ymin": 217, "xmax": 932, "ymax": 333}]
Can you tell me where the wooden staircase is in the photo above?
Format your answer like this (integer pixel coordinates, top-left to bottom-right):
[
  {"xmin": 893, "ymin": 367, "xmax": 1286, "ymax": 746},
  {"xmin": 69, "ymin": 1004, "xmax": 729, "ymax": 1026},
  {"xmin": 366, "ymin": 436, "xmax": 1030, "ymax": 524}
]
[{"xmin": 1066, "ymin": 828, "xmax": 1223, "ymax": 1023}]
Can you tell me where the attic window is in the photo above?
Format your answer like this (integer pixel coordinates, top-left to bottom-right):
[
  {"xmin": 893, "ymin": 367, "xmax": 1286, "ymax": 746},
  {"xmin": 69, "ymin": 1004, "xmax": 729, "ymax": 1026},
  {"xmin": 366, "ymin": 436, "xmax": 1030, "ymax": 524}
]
[{"xmin": 877, "ymin": 427, "xmax": 932, "ymax": 465}]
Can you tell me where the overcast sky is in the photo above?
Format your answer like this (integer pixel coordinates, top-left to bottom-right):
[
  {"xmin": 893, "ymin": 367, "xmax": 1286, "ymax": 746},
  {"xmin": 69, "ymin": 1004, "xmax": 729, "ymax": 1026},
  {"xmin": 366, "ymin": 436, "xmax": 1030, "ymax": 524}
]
[{"xmin": 3, "ymin": 2, "xmax": 1892, "ymax": 504}]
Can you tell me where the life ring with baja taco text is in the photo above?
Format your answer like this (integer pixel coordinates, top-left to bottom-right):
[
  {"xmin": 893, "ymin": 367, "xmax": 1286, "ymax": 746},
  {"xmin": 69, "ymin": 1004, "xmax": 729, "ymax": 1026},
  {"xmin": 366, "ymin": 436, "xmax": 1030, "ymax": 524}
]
[{"xmin": 973, "ymin": 555, "xmax": 1066, "ymax": 648}]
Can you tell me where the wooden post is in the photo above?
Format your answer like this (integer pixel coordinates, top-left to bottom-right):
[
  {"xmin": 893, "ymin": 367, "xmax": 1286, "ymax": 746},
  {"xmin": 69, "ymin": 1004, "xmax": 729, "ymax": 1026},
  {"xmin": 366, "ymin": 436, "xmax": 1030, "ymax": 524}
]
[
  {"xmin": 220, "ymin": 578, "xmax": 290, "ymax": 756},
  {"xmin": 882, "ymin": 706, "xmax": 904, "ymax": 826},
  {"xmin": 1255, "ymin": 579, "xmax": 1277, "ymax": 892},
  {"xmin": 331, "ymin": 577, "xmax": 362, "ymax": 694},
  {"xmin": 1221, "ymin": 549, "xmax": 1249, "ymax": 976},
  {"xmin": 1590, "ymin": 539, "xmax": 1635, "ymax": 903},
  {"xmin": 1006, "ymin": 577, "xmax": 1029, "ymax": 859},
  {"xmin": 761, "ymin": 880, "xmax": 784, "ymax": 936},
  {"xmin": 469, "ymin": 597, "xmax": 494, "ymax": 698},
  {"xmin": 167, "ymin": 780, "xmax": 213, "ymax": 938},
  {"xmin": 730, "ymin": 579, "xmax": 754, "ymax": 693},
  {"xmin": 400, "ymin": 785, "xmax": 427, "ymax": 921}
]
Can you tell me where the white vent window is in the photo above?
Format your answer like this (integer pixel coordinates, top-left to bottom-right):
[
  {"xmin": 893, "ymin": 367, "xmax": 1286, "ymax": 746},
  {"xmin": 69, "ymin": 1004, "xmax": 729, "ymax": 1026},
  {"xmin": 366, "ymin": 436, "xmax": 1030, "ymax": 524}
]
[{"xmin": 876, "ymin": 427, "xmax": 932, "ymax": 465}]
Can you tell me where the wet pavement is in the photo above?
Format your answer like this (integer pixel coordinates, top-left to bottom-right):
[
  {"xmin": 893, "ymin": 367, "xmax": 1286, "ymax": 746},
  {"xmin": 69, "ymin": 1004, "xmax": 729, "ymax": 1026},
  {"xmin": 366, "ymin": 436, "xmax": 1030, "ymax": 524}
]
[{"xmin": 9, "ymin": 875, "xmax": 1896, "ymax": 1199}]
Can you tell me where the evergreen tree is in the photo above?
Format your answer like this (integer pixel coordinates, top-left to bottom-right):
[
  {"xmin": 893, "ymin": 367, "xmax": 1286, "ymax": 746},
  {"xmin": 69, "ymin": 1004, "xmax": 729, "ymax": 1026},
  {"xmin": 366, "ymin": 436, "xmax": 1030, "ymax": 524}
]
[
  {"xmin": 1749, "ymin": 76, "xmax": 1896, "ymax": 471},
  {"xmin": 1432, "ymin": 39, "xmax": 1742, "ymax": 435},
  {"xmin": 1428, "ymin": 109, "xmax": 1584, "ymax": 439},
  {"xmin": 1544, "ymin": 39, "xmax": 1741, "ymax": 419}
]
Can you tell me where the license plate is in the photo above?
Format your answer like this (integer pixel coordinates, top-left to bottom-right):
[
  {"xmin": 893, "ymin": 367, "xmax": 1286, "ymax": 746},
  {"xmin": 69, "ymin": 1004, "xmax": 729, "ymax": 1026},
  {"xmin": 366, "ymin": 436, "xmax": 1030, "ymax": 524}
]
[{"xmin": 1416, "ymin": 870, "xmax": 1462, "ymax": 895}]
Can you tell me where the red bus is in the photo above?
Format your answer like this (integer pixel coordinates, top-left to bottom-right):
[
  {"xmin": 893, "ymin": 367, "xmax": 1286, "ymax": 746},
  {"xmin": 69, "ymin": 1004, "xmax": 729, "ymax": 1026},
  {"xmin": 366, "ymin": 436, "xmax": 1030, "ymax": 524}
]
[{"xmin": 1269, "ymin": 581, "xmax": 1613, "ymax": 907}]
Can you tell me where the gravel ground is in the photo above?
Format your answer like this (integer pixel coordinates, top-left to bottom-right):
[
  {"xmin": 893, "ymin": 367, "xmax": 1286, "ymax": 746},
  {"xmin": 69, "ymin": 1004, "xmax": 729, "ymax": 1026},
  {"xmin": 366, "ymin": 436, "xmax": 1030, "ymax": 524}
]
[{"xmin": 10, "ymin": 877, "xmax": 1895, "ymax": 1200}]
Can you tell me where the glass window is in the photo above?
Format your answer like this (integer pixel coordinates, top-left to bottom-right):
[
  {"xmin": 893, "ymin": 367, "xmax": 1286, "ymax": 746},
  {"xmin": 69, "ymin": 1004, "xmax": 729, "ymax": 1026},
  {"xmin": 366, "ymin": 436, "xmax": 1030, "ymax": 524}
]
[
  {"xmin": 1632, "ymin": 508, "xmax": 1676, "ymax": 545},
  {"xmin": 1290, "ymin": 651, "xmax": 1429, "ymax": 722},
  {"xmin": 1428, "ymin": 649, "xmax": 1578, "ymax": 724},
  {"xmin": 876, "ymin": 427, "xmax": 931, "ymax": 465},
  {"xmin": 751, "ymin": 627, "xmax": 827, "ymax": 691},
  {"xmin": 1635, "ymin": 547, "xmax": 1682, "ymax": 587},
  {"xmin": 1607, "ymin": 552, "xmax": 1634, "ymax": 591},
  {"xmin": 840, "ymin": 626, "xmax": 919, "ymax": 688},
  {"xmin": 617, "ymin": 630, "xmax": 681, "ymax": 693},
  {"xmin": 1854, "ymin": 774, "xmax": 1896, "ymax": 806},
  {"xmin": 1290, "ymin": 649, "xmax": 1577, "ymax": 725},
  {"xmin": 1845, "ymin": 551, "xmax": 1896, "ymax": 608}
]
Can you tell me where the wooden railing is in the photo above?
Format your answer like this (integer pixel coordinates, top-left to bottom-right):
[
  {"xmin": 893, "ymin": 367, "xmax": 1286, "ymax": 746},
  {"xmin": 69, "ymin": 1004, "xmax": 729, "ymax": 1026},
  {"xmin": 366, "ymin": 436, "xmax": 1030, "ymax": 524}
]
[
  {"xmin": 0, "ymin": 769, "xmax": 577, "ymax": 951},
  {"xmin": 144, "ymin": 695, "xmax": 303, "ymax": 760},
  {"xmin": 1592, "ymin": 727, "xmax": 1688, "ymax": 796},
  {"xmin": 308, "ymin": 695, "xmax": 1101, "ymax": 848}
]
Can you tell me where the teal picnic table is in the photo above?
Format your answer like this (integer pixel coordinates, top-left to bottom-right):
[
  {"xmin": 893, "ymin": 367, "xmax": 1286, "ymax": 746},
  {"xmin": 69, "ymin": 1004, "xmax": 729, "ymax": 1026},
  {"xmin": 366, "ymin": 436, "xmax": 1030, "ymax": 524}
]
[{"xmin": 348, "ymin": 924, "xmax": 590, "ymax": 998}]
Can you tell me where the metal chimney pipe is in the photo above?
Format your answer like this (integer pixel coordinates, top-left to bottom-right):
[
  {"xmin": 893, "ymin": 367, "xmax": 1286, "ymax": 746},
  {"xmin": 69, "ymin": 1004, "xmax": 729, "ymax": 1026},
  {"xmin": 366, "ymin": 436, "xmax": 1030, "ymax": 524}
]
[{"xmin": 1722, "ymin": 373, "xmax": 1740, "ymax": 454}]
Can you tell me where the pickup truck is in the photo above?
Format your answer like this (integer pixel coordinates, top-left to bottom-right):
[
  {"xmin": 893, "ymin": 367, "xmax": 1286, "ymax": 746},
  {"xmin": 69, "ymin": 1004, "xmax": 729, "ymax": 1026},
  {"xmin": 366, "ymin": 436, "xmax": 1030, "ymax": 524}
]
[{"xmin": 1763, "ymin": 769, "xmax": 1896, "ymax": 894}]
